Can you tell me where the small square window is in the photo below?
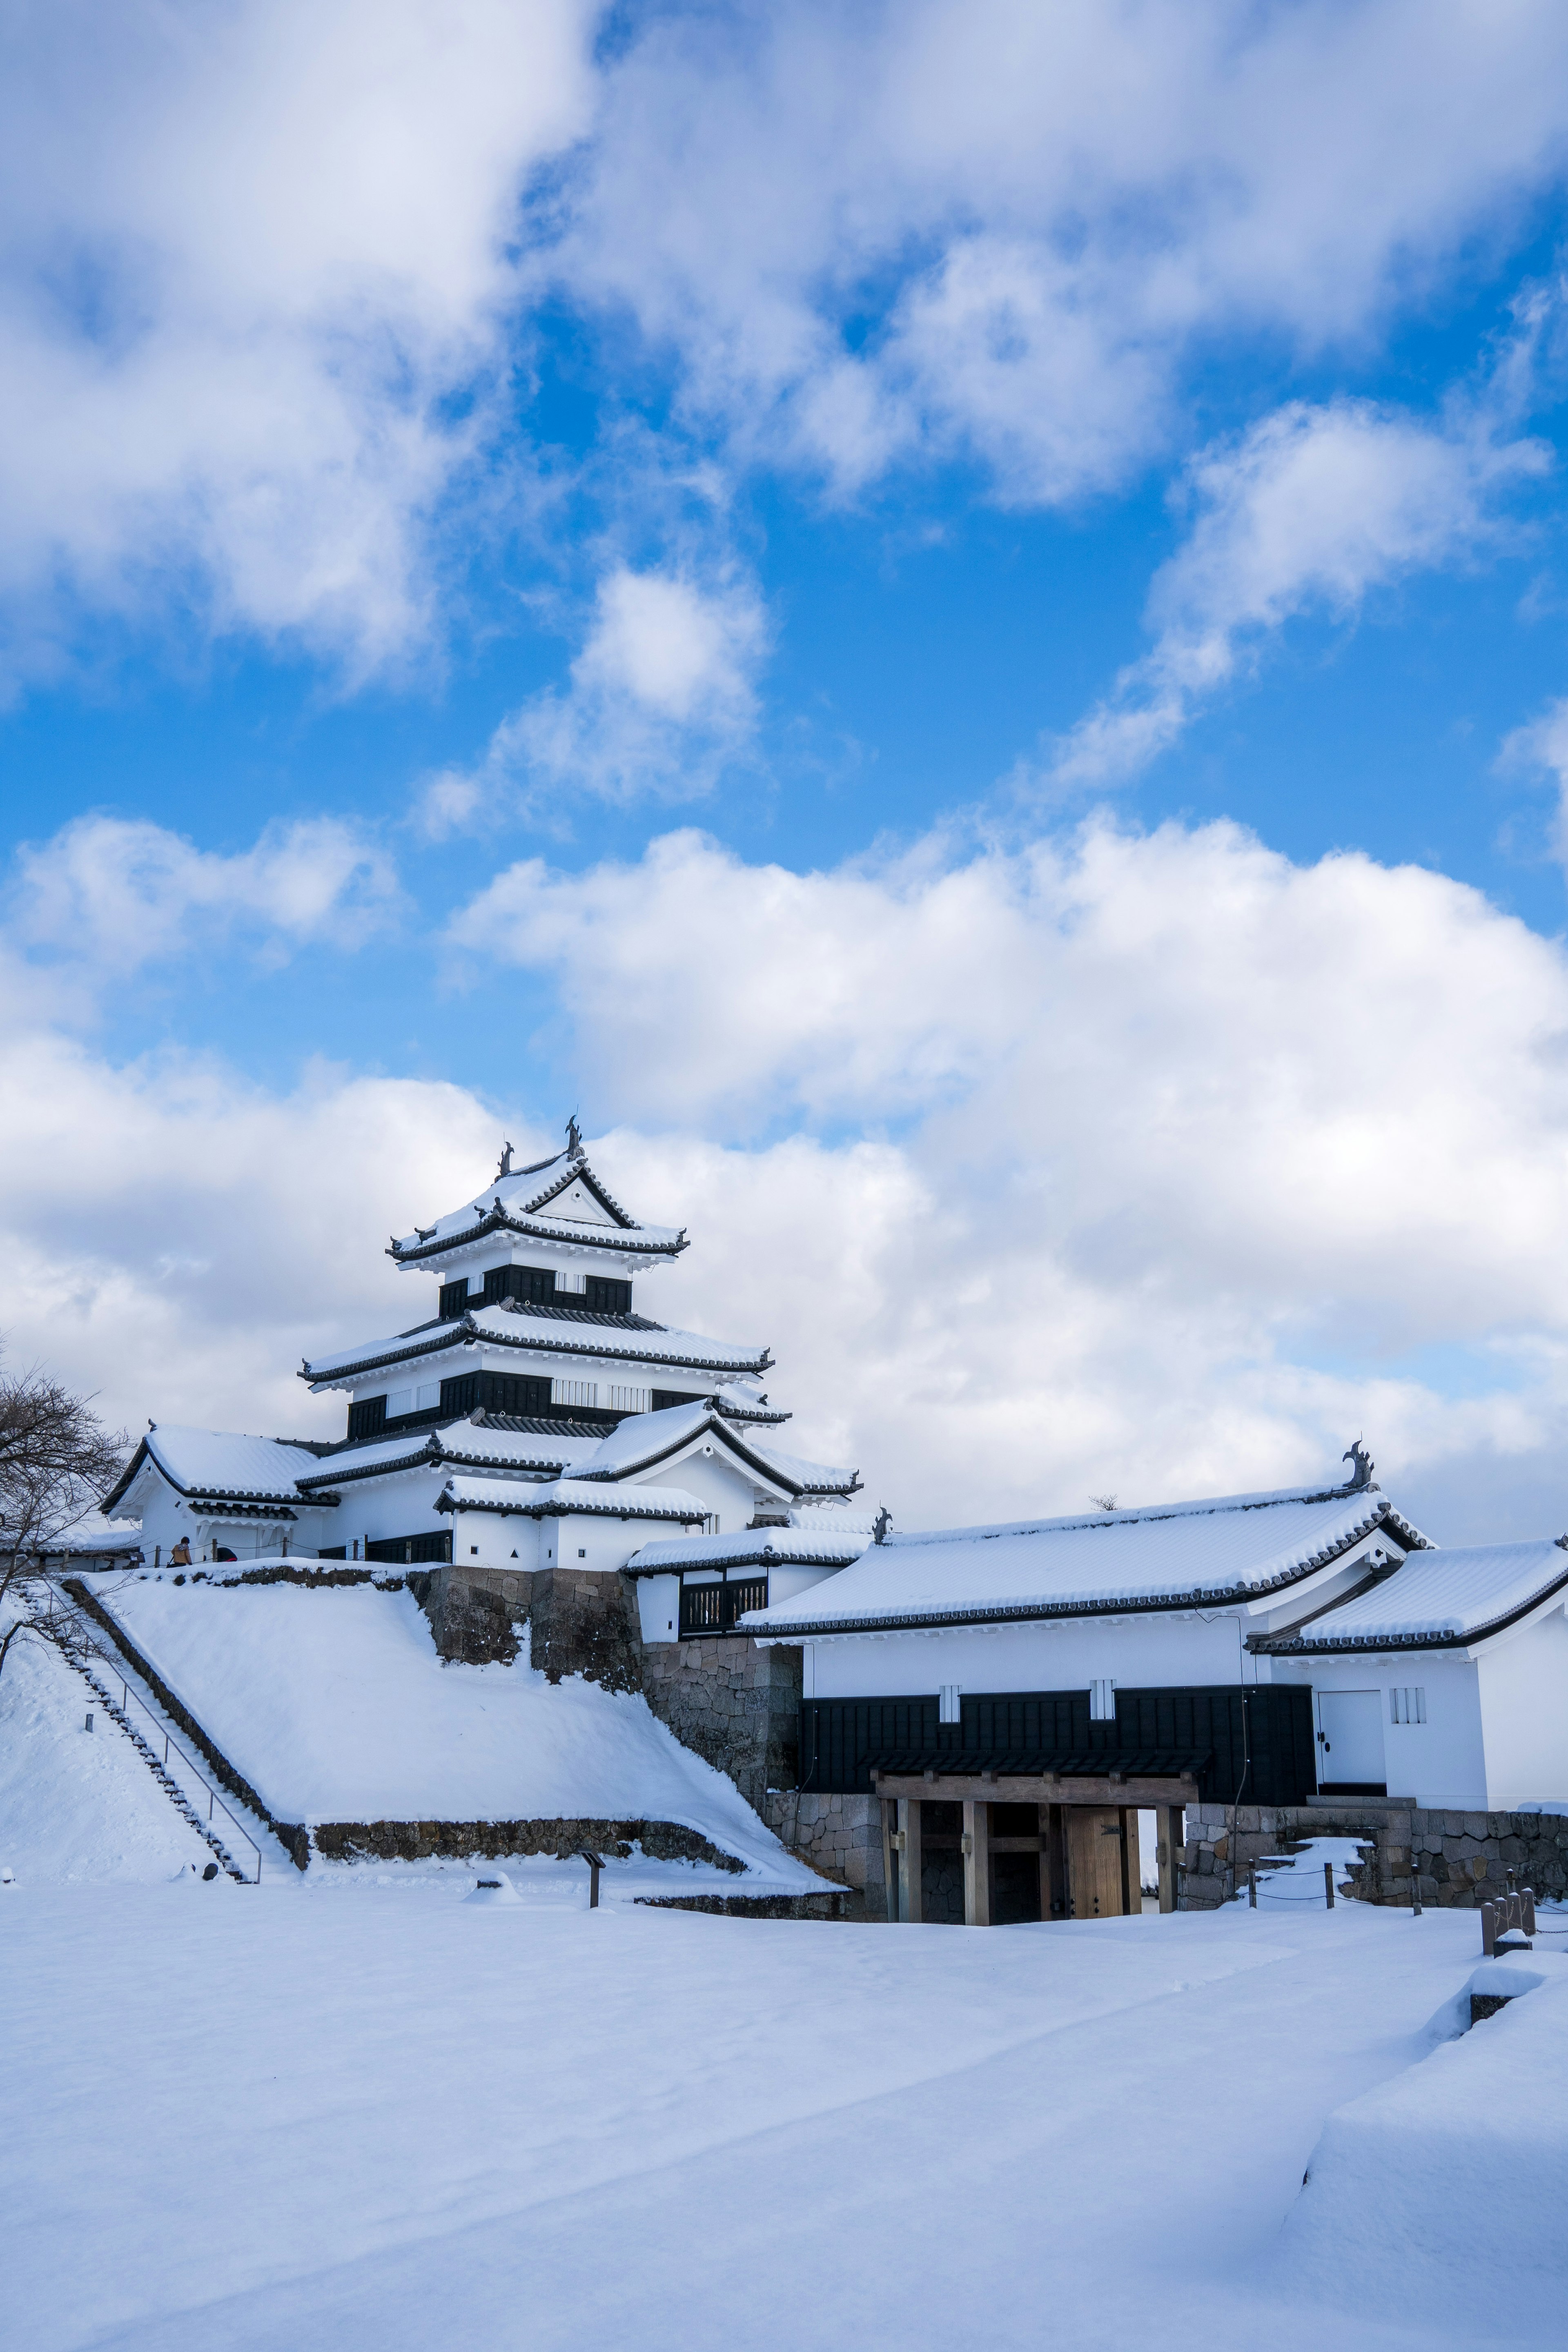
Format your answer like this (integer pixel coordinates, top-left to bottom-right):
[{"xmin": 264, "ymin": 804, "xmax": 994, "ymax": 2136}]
[
  {"xmin": 470, "ymin": 1546, "xmax": 478, "ymax": 1557},
  {"xmin": 578, "ymin": 1547, "xmax": 586, "ymax": 1559}
]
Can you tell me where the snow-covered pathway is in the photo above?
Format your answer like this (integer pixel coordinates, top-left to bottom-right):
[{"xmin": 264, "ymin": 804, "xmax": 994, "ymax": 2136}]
[{"xmin": 4, "ymin": 1873, "xmax": 1556, "ymax": 2350}]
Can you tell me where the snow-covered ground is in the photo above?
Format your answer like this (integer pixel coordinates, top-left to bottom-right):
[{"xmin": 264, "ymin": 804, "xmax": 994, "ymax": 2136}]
[
  {"xmin": 2, "ymin": 1840, "xmax": 1563, "ymax": 2351},
  {"xmin": 97, "ymin": 1575, "xmax": 813, "ymax": 1879},
  {"xmin": 0, "ymin": 1616, "xmax": 214, "ymax": 1882}
]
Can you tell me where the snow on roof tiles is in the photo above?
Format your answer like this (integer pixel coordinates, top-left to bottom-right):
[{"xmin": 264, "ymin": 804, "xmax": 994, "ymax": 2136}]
[
  {"xmin": 390, "ymin": 1149, "xmax": 686, "ymax": 1265},
  {"xmin": 437, "ymin": 1475, "xmax": 709, "ymax": 1522},
  {"xmin": 568, "ymin": 1403, "xmax": 859, "ymax": 1498},
  {"xmin": 130, "ymin": 1427, "xmax": 331, "ymax": 1507},
  {"xmin": 294, "ymin": 1423, "xmax": 605, "ymax": 1490},
  {"xmin": 1254, "ymin": 1539, "xmax": 1568, "ymax": 1652},
  {"xmin": 625, "ymin": 1524, "xmax": 874, "ymax": 1577},
  {"xmin": 745, "ymin": 1480, "xmax": 1422, "ymax": 1637},
  {"xmin": 301, "ymin": 1305, "xmax": 767, "ymax": 1388}
]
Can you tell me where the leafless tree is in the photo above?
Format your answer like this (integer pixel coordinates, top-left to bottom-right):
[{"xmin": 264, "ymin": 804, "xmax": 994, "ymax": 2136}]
[
  {"xmin": 1089, "ymin": 1493, "xmax": 1119, "ymax": 1513},
  {"xmin": 0, "ymin": 1358, "xmax": 127, "ymax": 1683}
]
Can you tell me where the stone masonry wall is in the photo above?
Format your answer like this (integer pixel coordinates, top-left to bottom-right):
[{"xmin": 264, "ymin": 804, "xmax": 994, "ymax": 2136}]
[
  {"xmin": 410, "ymin": 1565, "xmax": 529, "ymax": 1666},
  {"xmin": 764, "ymin": 1791, "xmax": 887, "ymax": 1923},
  {"xmin": 527, "ymin": 1567, "xmax": 644, "ymax": 1693},
  {"xmin": 1177, "ymin": 1800, "xmax": 1568, "ymax": 1910},
  {"xmin": 641, "ymin": 1635, "xmax": 802, "ymax": 1813}
]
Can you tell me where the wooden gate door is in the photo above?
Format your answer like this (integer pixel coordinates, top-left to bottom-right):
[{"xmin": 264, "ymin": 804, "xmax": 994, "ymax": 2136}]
[{"xmin": 1065, "ymin": 1807, "xmax": 1130, "ymax": 1918}]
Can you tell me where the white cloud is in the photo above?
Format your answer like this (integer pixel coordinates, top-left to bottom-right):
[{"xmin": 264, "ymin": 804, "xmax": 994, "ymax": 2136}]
[
  {"xmin": 1499, "ymin": 694, "xmax": 1568, "ymax": 862},
  {"xmin": 0, "ymin": 0, "xmax": 594, "ymax": 679},
  {"xmin": 557, "ymin": 2, "xmax": 1568, "ymax": 501},
  {"xmin": 449, "ymin": 813, "xmax": 1568, "ymax": 1534},
  {"xmin": 12, "ymin": 815, "xmax": 402, "ymax": 973},
  {"xmin": 13, "ymin": 806, "xmax": 1568, "ymax": 1544},
  {"xmin": 418, "ymin": 566, "xmax": 767, "ymax": 826},
  {"xmin": 1044, "ymin": 396, "xmax": 1548, "ymax": 786}
]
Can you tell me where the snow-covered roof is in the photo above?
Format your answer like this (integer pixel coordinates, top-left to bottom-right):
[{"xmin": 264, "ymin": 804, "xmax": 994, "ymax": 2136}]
[
  {"xmin": 744, "ymin": 1477, "xmax": 1425, "ymax": 1639},
  {"xmin": 625, "ymin": 1523, "xmax": 875, "ymax": 1578},
  {"xmin": 1253, "ymin": 1538, "xmax": 1568, "ymax": 1654},
  {"xmin": 437, "ymin": 1476, "xmax": 709, "ymax": 1523},
  {"xmin": 710, "ymin": 1381, "xmax": 791, "ymax": 1426},
  {"xmin": 300, "ymin": 1303, "xmax": 768, "ymax": 1390},
  {"xmin": 105, "ymin": 1427, "xmax": 338, "ymax": 1516},
  {"xmin": 31, "ymin": 1514, "xmax": 143, "ymax": 1559},
  {"xmin": 389, "ymin": 1145, "xmax": 687, "ymax": 1269},
  {"xmin": 294, "ymin": 1421, "xmax": 605, "ymax": 1492},
  {"xmin": 569, "ymin": 1401, "xmax": 860, "ymax": 1499}
]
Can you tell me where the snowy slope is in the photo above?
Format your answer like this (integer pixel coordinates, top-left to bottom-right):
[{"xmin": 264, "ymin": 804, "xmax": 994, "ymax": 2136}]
[
  {"xmin": 101, "ymin": 1577, "xmax": 810, "ymax": 1875},
  {"xmin": 0, "ymin": 1620, "xmax": 213, "ymax": 1883}
]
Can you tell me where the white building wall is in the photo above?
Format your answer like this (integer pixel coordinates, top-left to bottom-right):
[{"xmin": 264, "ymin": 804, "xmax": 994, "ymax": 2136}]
[
  {"xmin": 1477, "ymin": 1606, "xmax": 1568, "ymax": 1809},
  {"xmin": 643, "ymin": 1450, "xmax": 763, "ymax": 1528},
  {"xmin": 637, "ymin": 1573, "xmax": 681, "ymax": 1642},
  {"xmin": 1272, "ymin": 1653, "xmax": 1488, "ymax": 1808},
  {"xmin": 803, "ymin": 1610, "xmax": 1256, "ymax": 1702}
]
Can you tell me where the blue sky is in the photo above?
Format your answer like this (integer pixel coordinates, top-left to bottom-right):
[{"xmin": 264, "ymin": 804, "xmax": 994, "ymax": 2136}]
[{"xmin": 11, "ymin": 0, "xmax": 1568, "ymax": 1534}]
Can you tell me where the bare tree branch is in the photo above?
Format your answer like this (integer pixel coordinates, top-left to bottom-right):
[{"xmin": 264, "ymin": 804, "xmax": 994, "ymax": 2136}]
[{"xmin": 0, "ymin": 1355, "xmax": 129, "ymax": 1680}]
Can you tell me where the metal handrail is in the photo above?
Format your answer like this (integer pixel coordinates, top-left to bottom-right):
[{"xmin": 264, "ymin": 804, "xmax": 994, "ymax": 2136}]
[{"xmin": 57, "ymin": 1609, "xmax": 263, "ymax": 1884}]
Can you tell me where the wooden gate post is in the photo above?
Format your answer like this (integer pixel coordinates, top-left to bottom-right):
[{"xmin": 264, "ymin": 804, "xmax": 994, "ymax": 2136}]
[
  {"xmin": 882, "ymin": 1797, "xmax": 898, "ymax": 1924},
  {"xmin": 962, "ymin": 1800, "xmax": 991, "ymax": 1927},
  {"xmin": 1120, "ymin": 1809, "xmax": 1141, "ymax": 1915},
  {"xmin": 899, "ymin": 1798, "xmax": 924, "ymax": 1924},
  {"xmin": 1157, "ymin": 1806, "xmax": 1183, "ymax": 1914}
]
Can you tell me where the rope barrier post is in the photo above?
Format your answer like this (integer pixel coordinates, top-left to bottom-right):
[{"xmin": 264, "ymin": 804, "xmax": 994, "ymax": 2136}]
[
  {"xmin": 1412, "ymin": 1871, "xmax": 1422, "ymax": 1918},
  {"xmin": 1247, "ymin": 1865, "xmax": 1256, "ymax": 1909},
  {"xmin": 1524, "ymin": 1886, "xmax": 1537, "ymax": 1937},
  {"xmin": 1482, "ymin": 1900, "xmax": 1496, "ymax": 1958},
  {"xmin": 1324, "ymin": 1861, "xmax": 1335, "ymax": 1910}
]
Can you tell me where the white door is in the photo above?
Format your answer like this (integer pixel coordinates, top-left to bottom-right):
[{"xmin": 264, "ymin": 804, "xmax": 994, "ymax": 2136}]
[{"xmin": 1316, "ymin": 1689, "xmax": 1386, "ymax": 1789}]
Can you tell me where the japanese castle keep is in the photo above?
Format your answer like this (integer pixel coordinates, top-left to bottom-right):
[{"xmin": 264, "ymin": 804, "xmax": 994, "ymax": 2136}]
[{"xmin": 101, "ymin": 1123, "xmax": 1568, "ymax": 1920}]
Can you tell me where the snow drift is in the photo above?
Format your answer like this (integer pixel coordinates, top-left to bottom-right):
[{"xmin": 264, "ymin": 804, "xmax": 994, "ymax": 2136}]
[{"xmin": 99, "ymin": 1577, "xmax": 809, "ymax": 1877}]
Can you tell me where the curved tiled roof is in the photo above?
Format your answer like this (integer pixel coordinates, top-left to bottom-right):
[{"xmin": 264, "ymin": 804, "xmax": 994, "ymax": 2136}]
[
  {"xmin": 105, "ymin": 1427, "xmax": 339, "ymax": 1515},
  {"xmin": 744, "ymin": 1477, "xmax": 1424, "ymax": 1639},
  {"xmin": 1252, "ymin": 1537, "xmax": 1568, "ymax": 1654},
  {"xmin": 389, "ymin": 1150, "xmax": 686, "ymax": 1267},
  {"xmin": 625, "ymin": 1523, "xmax": 874, "ymax": 1578},
  {"xmin": 301, "ymin": 1305, "xmax": 769, "ymax": 1390},
  {"xmin": 437, "ymin": 1475, "xmax": 709, "ymax": 1523}
]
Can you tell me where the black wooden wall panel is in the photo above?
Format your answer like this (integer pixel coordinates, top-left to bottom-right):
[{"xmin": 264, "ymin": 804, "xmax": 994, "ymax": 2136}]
[{"xmin": 798, "ymin": 1682, "xmax": 1317, "ymax": 1802}]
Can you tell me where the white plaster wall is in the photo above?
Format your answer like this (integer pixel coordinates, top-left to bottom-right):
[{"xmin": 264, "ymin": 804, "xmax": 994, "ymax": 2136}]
[
  {"xmin": 124, "ymin": 1470, "xmax": 330, "ymax": 1568},
  {"xmin": 1477, "ymin": 1607, "xmax": 1568, "ymax": 1809},
  {"xmin": 1272, "ymin": 1654, "xmax": 1488, "ymax": 1808},
  {"xmin": 336, "ymin": 1468, "xmax": 452, "ymax": 1556},
  {"xmin": 449, "ymin": 1510, "xmax": 542, "ymax": 1576},
  {"xmin": 803, "ymin": 1610, "xmax": 1256, "ymax": 1701},
  {"xmin": 644, "ymin": 1450, "xmax": 762, "ymax": 1529},
  {"xmin": 766, "ymin": 1562, "xmax": 842, "ymax": 1609},
  {"xmin": 637, "ymin": 1573, "xmax": 680, "ymax": 1642}
]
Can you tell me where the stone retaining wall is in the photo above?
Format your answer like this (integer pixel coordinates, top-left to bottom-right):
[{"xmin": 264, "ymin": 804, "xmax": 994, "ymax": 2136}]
[
  {"xmin": 763, "ymin": 1791, "xmax": 886, "ymax": 1922},
  {"xmin": 310, "ymin": 1816, "xmax": 746, "ymax": 1871},
  {"xmin": 635, "ymin": 1889, "xmax": 846, "ymax": 1920},
  {"xmin": 1177, "ymin": 1800, "xmax": 1568, "ymax": 1909},
  {"xmin": 642, "ymin": 1636, "xmax": 802, "ymax": 1813}
]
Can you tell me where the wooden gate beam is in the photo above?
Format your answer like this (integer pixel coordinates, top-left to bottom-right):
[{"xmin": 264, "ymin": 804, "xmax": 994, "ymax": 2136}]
[{"xmin": 875, "ymin": 1772, "xmax": 1198, "ymax": 1808}]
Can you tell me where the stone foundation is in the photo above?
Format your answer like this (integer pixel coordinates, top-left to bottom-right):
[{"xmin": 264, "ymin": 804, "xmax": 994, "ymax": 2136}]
[
  {"xmin": 635, "ymin": 1889, "xmax": 847, "ymax": 1920},
  {"xmin": 409, "ymin": 1566, "xmax": 526, "ymax": 1665},
  {"xmin": 764, "ymin": 1790, "xmax": 887, "ymax": 1922},
  {"xmin": 642, "ymin": 1636, "xmax": 802, "ymax": 1813},
  {"xmin": 310, "ymin": 1816, "xmax": 745, "ymax": 1871},
  {"xmin": 1177, "ymin": 1801, "xmax": 1568, "ymax": 1910}
]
